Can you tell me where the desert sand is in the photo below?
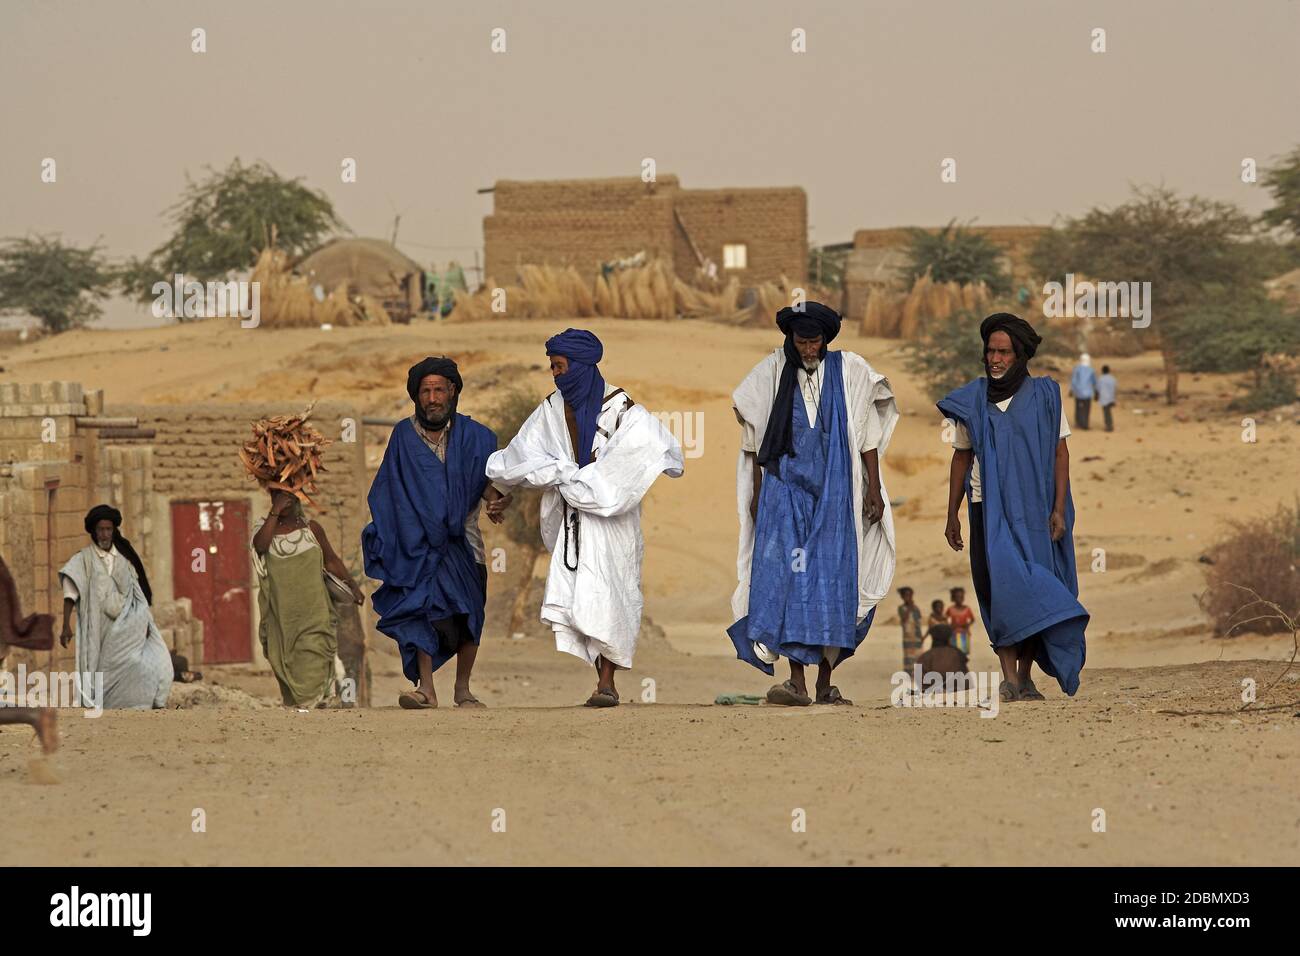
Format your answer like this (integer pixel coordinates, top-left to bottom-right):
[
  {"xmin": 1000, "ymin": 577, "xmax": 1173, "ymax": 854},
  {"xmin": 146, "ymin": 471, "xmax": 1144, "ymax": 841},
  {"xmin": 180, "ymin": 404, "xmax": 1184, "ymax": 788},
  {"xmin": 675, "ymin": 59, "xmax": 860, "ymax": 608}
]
[{"xmin": 2, "ymin": 316, "xmax": 1298, "ymax": 865}]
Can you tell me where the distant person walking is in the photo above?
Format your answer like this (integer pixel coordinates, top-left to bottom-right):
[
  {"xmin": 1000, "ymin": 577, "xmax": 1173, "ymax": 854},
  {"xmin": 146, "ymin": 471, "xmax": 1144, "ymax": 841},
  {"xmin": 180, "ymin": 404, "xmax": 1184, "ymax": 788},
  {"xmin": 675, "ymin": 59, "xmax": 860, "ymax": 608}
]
[
  {"xmin": 1098, "ymin": 365, "xmax": 1118, "ymax": 432},
  {"xmin": 1069, "ymin": 353, "xmax": 1098, "ymax": 430}
]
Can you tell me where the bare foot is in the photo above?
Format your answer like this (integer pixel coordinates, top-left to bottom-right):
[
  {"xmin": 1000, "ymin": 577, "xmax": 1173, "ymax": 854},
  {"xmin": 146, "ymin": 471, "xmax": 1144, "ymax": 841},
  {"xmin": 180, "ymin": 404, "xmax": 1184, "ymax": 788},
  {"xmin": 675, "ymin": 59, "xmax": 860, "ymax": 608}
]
[{"xmin": 35, "ymin": 709, "xmax": 58, "ymax": 755}]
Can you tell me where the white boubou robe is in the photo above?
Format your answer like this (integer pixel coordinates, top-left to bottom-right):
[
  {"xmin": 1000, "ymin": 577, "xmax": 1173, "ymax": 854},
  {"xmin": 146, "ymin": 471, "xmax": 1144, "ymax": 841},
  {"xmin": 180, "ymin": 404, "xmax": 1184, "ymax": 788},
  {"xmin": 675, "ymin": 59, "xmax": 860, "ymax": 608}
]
[
  {"xmin": 731, "ymin": 349, "xmax": 901, "ymax": 627},
  {"xmin": 486, "ymin": 386, "xmax": 684, "ymax": 667}
]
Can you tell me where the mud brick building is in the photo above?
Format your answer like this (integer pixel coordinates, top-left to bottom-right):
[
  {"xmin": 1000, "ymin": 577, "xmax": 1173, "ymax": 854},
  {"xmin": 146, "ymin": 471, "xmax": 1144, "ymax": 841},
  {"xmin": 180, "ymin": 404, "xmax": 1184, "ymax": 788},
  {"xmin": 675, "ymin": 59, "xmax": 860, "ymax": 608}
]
[
  {"xmin": 483, "ymin": 175, "xmax": 807, "ymax": 288},
  {"xmin": 842, "ymin": 224, "xmax": 1049, "ymax": 325},
  {"xmin": 0, "ymin": 383, "xmax": 367, "ymax": 674}
]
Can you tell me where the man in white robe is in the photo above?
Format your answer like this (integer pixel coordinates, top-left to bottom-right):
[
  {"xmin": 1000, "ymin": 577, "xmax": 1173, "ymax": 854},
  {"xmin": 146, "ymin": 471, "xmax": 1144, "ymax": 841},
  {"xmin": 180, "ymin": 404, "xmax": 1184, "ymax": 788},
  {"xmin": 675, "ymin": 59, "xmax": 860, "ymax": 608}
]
[
  {"xmin": 486, "ymin": 329, "xmax": 683, "ymax": 707},
  {"xmin": 729, "ymin": 303, "xmax": 899, "ymax": 705}
]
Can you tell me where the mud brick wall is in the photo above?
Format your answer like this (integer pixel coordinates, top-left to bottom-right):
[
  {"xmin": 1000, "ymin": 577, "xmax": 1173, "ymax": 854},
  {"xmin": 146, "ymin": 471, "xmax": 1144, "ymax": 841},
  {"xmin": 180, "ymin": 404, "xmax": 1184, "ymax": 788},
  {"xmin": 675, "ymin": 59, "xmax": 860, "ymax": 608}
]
[
  {"xmin": 106, "ymin": 400, "xmax": 370, "ymax": 600},
  {"xmin": 0, "ymin": 382, "xmax": 95, "ymax": 658},
  {"xmin": 673, "ymin": 187, "xmax": 807, "ymax": 286},
  {"xmin": 484, "ymin": 176, "xmax": 679, "ymax": 283},
  {"xmin": 482, "ymin": 176, "xmax": 807, "ymax": 289}
]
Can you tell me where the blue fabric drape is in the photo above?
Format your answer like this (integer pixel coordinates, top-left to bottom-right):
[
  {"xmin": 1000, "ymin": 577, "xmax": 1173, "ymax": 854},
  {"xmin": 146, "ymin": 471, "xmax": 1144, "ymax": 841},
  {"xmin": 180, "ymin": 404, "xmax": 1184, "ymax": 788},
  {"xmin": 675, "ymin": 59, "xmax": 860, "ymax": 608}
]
[
  {"xmin": 937, "ymin": 376, "xmax": 1087, "ymax": 694},
  {"xmin": 546, "ymin": 329, "xmax": 605, "ymax": 467},
  {"xmin": 729, "ymin": 352, "xmax": 875, "ymax": 674},
  {"xmin": 362, "ymin": 415, "xmax": 496, "ymax": 681}
]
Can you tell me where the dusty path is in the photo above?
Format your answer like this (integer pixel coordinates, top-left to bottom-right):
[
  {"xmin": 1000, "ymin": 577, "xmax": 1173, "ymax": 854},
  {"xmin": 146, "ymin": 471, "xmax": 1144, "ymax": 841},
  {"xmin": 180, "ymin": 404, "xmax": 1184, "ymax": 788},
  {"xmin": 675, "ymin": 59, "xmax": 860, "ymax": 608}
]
[{"xmin": 5, "ymin": 637, "xmax": 1296, "ymax": 866}]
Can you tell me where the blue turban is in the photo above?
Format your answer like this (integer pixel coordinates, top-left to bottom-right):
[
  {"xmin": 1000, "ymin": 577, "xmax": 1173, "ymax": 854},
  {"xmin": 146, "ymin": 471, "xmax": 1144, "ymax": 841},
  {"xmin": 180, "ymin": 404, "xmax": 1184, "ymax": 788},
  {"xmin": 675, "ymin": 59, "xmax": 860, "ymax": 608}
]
[{"xmin": 546, "ymin": 329, "xmax": 605, "ymax": 467}]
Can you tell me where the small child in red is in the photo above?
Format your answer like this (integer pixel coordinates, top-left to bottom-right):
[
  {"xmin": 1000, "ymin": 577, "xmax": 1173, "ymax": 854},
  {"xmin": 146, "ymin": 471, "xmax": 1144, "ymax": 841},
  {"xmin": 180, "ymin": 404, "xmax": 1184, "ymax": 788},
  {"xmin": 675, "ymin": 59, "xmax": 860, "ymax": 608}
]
[{"xmin": 945, "ymin": 586, "xmax": 976, "ymax": 656}]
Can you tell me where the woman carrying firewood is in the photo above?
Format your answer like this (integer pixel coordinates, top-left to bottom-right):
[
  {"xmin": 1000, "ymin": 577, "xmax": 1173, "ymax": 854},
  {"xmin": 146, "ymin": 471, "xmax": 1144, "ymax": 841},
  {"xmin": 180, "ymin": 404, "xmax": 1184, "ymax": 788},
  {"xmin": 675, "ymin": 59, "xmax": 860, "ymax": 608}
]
[
  {"xmin": 252, "ymin": 489, "xmax": 364, "ymax": 708},
  {"xmin": 241, "ymin": 405, "xmax": 364, "ymax": 709}
]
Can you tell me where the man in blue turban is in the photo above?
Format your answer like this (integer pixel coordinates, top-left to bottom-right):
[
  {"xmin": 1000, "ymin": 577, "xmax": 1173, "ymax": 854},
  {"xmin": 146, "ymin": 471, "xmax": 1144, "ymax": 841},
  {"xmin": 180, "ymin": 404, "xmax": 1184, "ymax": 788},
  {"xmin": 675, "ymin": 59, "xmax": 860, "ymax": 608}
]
[
  {"xmin": 487, "ymin": 329, "xmax": 684, "ymax": 707},
  {"xmin": 729, "ymin": 302, "xmax": 900, "ymax": 706},
  {"xmin": 362, "ymin": 356, "xmax": 512, "ymax": 709},
  {"xmin": 938, "ymin": 312, "xmax": 1087, "ymax": 702}
]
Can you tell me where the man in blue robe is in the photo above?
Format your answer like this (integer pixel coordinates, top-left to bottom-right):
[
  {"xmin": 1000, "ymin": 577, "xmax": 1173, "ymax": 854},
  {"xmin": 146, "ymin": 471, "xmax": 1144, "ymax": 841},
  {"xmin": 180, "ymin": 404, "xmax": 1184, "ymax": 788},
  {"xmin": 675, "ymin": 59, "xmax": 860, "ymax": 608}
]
[
  {"xmin": 728, "ymin": 303, "xmax": 900, "ymax": 706},
  {"xmin": 362, "ymin": 357, "xmax": 511, "ymax": 708},
  {"xmin": 938, "ymin": 313, "xmax": 1088, "ymax": 702}
]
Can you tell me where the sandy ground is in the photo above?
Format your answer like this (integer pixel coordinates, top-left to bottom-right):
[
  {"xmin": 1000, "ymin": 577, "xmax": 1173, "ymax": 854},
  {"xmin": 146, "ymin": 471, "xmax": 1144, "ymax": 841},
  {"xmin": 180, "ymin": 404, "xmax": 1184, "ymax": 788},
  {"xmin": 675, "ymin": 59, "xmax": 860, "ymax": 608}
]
[{"xmin": 2, "ymin": 316, "xmax": 1298, "ymax": 865}]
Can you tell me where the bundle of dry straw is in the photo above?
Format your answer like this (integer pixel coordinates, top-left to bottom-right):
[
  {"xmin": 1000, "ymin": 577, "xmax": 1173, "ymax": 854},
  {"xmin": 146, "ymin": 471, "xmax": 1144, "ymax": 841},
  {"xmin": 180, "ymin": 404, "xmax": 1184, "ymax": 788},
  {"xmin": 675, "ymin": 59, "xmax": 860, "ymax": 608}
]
[
  {"xmin": 251, "ymin": 248, "xmax": 392, "ymax": 328},
  {"xmin": 238, "ymin": 402, "xmax": 333, "ymax": 508},
  {"xmin": 860, "ymin": 276, "xmax": 990, "ymax": 338}
]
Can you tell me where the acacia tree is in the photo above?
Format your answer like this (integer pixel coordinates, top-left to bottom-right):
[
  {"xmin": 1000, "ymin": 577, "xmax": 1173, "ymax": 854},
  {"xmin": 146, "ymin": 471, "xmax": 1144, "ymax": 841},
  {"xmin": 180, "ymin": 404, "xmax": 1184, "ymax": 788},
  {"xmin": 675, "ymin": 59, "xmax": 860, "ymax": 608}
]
[
  {"xmin": 0, "ymin": 235, "xmax": 117, "ymax": 333},
  {"xmin": 1261, "ymin": 144, "xmax": 1300, "ymax": 238},
  {"xmin": 124, "ymin": 158, "xmax": 345, "ymax": 302},
  {"xmin": 902, "ymin": 220, "xmax": 1012, "ymax": 295},
  {"xmin": 1029, "ymin": 187, "xmax": 1263, "ymax": 404}
]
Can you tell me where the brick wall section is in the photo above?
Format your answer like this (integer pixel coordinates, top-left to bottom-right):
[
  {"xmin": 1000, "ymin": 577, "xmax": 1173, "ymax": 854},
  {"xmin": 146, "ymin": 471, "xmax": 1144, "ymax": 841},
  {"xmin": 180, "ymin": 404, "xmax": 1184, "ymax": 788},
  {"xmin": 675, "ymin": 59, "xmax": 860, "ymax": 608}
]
[
  {"xmin": 674, "ymin": 187, "xmax": 807, "ymax": 286},
  {"xmin": 484, "ymin": 177, "xmax": 678, "ymax": 282},
  {"xmin": 483, "ymin": 175, "xmax": 807, "ymax": 289},
  {"xmin": 107, "ymin": 400, "xmax": 370, "ymax": 580}
]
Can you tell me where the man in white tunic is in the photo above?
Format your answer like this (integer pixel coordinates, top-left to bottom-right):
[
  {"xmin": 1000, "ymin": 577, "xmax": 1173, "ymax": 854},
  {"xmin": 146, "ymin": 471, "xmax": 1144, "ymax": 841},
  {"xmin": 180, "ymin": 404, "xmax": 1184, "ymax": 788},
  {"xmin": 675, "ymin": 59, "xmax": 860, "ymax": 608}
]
[
  {"xmin": 729, "ymin": 303, "xmax": 899, "ymax": 706},
  {"xmin": 59, "ymin": 505, "xmax": 171, "ymax": 710},
  {"xmin": 486, "ymin": 329, "xmax": 683, "ymax": 707}
]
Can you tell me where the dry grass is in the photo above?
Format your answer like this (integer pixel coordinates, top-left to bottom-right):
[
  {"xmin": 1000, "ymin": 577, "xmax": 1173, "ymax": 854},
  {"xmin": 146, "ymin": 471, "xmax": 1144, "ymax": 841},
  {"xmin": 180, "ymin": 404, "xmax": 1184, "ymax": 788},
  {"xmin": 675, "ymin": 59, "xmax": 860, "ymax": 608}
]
[
  {"xmin": 448, "ymin": 260, "xmax": 828, "ymax": 325},
  {"xmin": 1200, "ymin": 499, "xmax": 1300, "ymax": 636},
  {"xmin": 860, "ymin": 276, "xmax": 992, "ymax": 339},
  {"xmin": 252, "ymin": 247, "xmax": 391, "ymax": 328}
]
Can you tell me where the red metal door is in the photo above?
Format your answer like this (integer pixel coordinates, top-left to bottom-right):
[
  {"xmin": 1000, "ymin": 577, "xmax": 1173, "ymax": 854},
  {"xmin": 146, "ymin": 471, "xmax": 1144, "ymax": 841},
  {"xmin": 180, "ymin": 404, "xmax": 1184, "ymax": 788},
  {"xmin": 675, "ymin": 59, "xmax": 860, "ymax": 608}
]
[{"xmin": 171, "ymin": 500, "xmax": 252, "ymax": 663}]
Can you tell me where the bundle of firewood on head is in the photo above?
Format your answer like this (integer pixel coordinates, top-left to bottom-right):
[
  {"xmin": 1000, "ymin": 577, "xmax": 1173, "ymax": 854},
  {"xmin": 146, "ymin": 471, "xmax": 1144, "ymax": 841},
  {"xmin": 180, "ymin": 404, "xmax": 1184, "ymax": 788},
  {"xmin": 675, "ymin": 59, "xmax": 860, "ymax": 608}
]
[{"xmin": 238, "ymin": 401, "xmax": 333, "ymax": 509}]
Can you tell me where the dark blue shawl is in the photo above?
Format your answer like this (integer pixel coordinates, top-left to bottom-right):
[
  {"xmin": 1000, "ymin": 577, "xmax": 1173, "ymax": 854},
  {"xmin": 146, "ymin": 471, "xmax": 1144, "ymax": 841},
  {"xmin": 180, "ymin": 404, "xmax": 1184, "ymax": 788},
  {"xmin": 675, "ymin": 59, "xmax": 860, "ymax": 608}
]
[
  {"xmin": 362, "ymin": 414, "xmax": 496, "ymax": 680},
  {"xmin": 937, "ymin": 376, "xmax": 1088, "ymax": 695}
]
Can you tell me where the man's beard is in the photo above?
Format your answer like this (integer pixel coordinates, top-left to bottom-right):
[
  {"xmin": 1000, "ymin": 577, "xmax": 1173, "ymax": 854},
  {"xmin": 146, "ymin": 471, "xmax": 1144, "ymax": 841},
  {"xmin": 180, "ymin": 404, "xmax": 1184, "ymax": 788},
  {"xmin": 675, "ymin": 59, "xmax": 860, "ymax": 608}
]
[
  {"xmin": 416, "ymin": 405, "xmax": 451, "ymax": 431},
  {"xmin": 802, "ymin": 356, "xmax": 822, "ymax": 374}
]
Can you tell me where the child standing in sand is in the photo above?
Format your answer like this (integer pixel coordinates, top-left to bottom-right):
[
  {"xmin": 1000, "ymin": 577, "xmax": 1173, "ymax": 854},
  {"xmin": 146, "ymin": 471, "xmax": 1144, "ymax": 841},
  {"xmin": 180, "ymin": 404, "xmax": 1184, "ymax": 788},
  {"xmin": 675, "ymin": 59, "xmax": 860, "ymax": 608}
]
[{"xmin": 945, "ymin": 587, "xmax": 976, "ymax": 656}]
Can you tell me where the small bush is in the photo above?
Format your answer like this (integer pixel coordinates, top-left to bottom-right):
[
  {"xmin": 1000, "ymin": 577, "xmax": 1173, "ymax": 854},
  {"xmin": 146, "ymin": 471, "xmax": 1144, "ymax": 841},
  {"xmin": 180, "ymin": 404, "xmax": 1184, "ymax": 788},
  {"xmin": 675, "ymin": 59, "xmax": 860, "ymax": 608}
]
[
  {"xmin": 1229, "ymin": 371, "xmax": 1298, "ymax": 412},
  {"xmin": 1201, "ymin": 499, "xmax": 1300, "ymax": 635}
]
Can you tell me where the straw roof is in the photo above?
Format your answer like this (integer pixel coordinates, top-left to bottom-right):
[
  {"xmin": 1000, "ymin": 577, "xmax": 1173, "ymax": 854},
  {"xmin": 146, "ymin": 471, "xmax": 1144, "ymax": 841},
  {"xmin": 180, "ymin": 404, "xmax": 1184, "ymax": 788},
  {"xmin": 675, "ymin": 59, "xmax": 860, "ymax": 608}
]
[{"xmin": 295, "ymin": 238, "xmax": 424, "ymax": 298}]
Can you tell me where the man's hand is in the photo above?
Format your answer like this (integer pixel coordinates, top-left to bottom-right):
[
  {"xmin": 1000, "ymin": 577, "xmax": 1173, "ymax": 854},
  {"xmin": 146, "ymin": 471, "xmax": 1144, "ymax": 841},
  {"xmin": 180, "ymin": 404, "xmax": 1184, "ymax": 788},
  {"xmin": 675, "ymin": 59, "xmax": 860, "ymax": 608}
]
[
  {"xmin": 270, "ymin": 490, "xmax": 294, "ymax": 516},
  {"xmin": 945, "ymin": 513, "xmax": 964, "ymax": 552},
  {"xmin": 864, "ymin": 485, "xmax": 885, "ymax": 525},
  {"xmin": 60, "ymin": 623, "xmax": 73, "ymax": 648},
  {"xmin": 485, "ymin": 492, "xmax": 513, "ymax": 525},
  {"xmin": 1049, "ymin": 510, "xmax": 1066, "ymax": 542},
  {"xmin": 349, "ymin": 582, "xmax": 366, "ymax": 606}
]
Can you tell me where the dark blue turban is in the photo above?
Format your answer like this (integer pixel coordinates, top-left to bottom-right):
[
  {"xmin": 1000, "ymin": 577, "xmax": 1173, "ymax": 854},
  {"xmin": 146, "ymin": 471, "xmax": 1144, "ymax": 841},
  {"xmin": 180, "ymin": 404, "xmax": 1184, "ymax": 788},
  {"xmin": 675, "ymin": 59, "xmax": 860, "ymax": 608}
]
[{"xmin": 546, "ymin": 329, "xmax": 606, "ymax": 467}]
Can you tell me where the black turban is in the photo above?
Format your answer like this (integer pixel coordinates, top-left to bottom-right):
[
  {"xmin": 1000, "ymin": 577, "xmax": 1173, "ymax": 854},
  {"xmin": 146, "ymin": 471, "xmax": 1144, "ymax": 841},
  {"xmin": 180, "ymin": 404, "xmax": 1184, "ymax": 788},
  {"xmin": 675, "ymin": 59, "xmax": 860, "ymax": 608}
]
[
  {"xmin": 758, "ymin": 302, "xmax": 843, "ymax": 471},
  {"xmin": 83, "ymin": 504, "xmax": 152, "ymax": 606},
  {"xmin": 84, "ymin": 504, "xmax": 122, "ymax": 534},
  {"xmin": 776, "ymin": 301, "xmax": 841, "ymax": 344},
  {"xmin": 979, "ymin": 312, "xmax": 1042, "ymax": 403},
  {"xmin": 406, "ymin": 356, "xmax": 463, "ymax": 402}
]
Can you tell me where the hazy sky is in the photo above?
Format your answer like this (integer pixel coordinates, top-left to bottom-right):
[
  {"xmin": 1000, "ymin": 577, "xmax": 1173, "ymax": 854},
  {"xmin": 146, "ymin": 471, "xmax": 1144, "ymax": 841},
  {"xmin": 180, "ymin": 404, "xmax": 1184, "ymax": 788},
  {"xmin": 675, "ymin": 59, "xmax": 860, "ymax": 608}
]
[{"xmin": 2, "ymin": 0, "xmax": 1296, "ymax": 326}]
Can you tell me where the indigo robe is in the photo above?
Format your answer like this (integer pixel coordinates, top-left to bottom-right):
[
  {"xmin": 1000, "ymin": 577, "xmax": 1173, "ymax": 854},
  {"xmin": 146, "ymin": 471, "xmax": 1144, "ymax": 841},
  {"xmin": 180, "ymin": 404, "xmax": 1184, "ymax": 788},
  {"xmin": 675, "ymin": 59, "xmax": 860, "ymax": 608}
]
[
  {"xmin": 937, "ymin": 376, "xmax": 1087, "ymax": 694},
  {"xmin": 362, "ymin": 414, "xmax": 496, "ymax": 681},
  {"xmin": 729, "ymin": 351, "xmax": 878, "ymax": 673}
]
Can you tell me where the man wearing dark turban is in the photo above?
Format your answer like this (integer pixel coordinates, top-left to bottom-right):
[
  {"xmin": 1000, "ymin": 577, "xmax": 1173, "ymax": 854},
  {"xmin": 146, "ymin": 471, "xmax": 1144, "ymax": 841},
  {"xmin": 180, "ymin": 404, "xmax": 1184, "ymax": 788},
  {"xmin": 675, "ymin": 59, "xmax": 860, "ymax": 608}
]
[
  {"xmin": 487, "ymin": 329, "xmax": 684, "ymax": 707},
  {"xmin": 363, "ymin": 356, "xmax": 511, "ymax": 708},
  {"xmin": 938, "ymin": 312, "xmax": 1088, "ymax": 702},
  {"xmin": 729, "ymin": 302, "xmax": 900, "ymax": 706},
  {"xmin": 58, "ymin": 505, "xmax": 172, "ymax": 709}
]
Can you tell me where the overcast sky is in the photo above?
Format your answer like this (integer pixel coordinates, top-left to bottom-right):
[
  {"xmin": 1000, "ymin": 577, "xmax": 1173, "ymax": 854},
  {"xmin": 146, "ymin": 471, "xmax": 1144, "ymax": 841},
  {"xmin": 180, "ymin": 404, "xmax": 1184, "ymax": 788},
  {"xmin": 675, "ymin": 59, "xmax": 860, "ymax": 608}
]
[{"xmin": 2, "ymin": 0, "xmax": 1295, "ymax": 326}]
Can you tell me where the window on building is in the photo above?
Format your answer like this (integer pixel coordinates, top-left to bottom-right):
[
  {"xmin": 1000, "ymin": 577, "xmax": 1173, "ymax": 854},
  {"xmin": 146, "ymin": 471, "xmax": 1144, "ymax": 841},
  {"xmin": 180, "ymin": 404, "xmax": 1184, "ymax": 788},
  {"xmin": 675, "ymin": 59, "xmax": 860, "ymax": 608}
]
[{"xmin": 723, "ymin": 243, "xmax": 748, "ymax": 270}]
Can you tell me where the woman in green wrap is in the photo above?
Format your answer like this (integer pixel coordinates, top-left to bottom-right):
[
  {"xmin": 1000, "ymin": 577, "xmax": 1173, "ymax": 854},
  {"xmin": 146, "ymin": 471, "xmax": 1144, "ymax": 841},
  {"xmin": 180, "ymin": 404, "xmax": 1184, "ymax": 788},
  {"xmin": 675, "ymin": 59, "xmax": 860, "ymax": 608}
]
[{"xmin": 252, "ymin": 490, "xmax": 364, "ymax": 708}]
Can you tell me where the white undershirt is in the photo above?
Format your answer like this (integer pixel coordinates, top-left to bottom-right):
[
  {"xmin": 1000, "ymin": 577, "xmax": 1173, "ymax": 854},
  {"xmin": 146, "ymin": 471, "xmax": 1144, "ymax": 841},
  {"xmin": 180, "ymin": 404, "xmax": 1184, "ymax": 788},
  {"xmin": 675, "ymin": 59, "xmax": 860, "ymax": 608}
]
[{"xmin": 952, "ymin": 397, "xmax": 1071, "ymax": 503}]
